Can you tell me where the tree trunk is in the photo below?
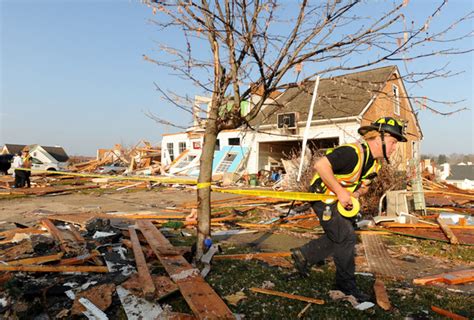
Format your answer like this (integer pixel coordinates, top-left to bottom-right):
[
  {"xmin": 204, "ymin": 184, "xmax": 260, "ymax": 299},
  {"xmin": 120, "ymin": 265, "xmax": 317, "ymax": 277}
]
[{"xmin": 196, "ymin": 109, "xmax": 219, "ymax": 258}]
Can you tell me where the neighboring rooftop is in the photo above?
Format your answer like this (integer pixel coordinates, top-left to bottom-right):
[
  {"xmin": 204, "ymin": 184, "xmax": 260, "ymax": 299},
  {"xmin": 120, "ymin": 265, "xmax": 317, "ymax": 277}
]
[
  {"xmin": 448, "ymin": 164, "xmax": 474, "ymax": 181},
  {"xmin": 1, "ymin": 144, "xmax": 69, "ymax": 162},
  {"xmin": 41, "ymin": 146, "xmax": 69, "ymax": 162}
]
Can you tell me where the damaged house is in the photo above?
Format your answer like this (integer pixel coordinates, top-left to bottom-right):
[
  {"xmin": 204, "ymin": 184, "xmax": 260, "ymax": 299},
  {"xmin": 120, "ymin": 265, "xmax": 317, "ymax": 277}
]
[{"xmin": 162, "ymin": 65, "xmax": 423, "ymax": 176}]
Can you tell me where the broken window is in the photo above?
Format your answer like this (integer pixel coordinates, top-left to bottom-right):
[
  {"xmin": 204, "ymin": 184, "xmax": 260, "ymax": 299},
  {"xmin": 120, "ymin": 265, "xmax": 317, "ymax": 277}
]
[
  {"xmin": 167, "ymin": 143, "xmax": 174, "ymax": 161},
  {"xmin": 215, "ymin": 152, "xmax": 237, "ymax": 173},
  {"xmin": 228, "ymin": 138, "xmax": 240, "ymax": 146},
  {"xmin": 178, "ymin": 142, "xmax": 187, "ymax": 154},
  {"xmin": 175, "ymin": 155, "xmax": 196, "ymax": 169}
]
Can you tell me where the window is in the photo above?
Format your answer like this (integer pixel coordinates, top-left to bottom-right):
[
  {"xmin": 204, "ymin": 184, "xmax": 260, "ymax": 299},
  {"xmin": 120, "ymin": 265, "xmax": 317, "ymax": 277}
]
[
  {"xmin": 31, "ymin": 158, "xmax": 43, "ymax": 164},
  {"xmin": 215, "ymin": 139, "xmax": 220, "ymax": 151},
  {"xmin": 215, "ymin": 153, "xmax": 237, "ymax": 173},
  {"xmin": 228, "ymin": 138, "xmax": 240, "ymax": 146},
  {"xmin": 175, "ymin": 155, "xmax": 196, "ymax": 169},
  {"xmin": 167, "ymin": 143, "xmax": 174, "ymax": 161},
  {"xmin": 178, "ymin": 141, "xmax": 187, "ymax": 154},
  {"xmin": 392, "ymin": 85, "xmax": 400, "ymax": 115}
]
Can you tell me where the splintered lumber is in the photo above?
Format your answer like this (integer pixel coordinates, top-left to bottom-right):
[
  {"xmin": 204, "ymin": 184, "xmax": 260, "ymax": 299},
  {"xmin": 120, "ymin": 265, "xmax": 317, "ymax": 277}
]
[
  {"xmin": 6, "ymin": 252, "xmax": 64, "ymax": 265},
  {"xmin": 382, "ymin": 223, "xmax": 474, "ymax": 230},
  {"xmin": 40, "ymin": 218, "xmax": 72, "ymax": 253},
  {"xmin": 431, "ymin": 306, "xmax": 468, "ymax": 320},
  {"xmin": 373, "ymin": 278, "xmax": 391, "ymax": 311},
  {"xmin": 437, "ymin": 217, "xmax": 460, "ymax": 244},
  {"xmin": 136, "ymin": 220, "xmax": 234, "ymax": 319},
  {"xmin": 107, "ymin": 214, "xmax": 186, "ymax": 220},
  {"xmin": 0, "ymin": 265, "xmax": 109, "ymax": 273},
  {"xmin": 9, "ymin": 184, "xmax": 98, "ymax": 196},
  {"xmin": 0, "ymin": 227, "xmax": 47, "ymax": 240},
  {"xmin": 40, "ymin": 218, "xmax": 84, "ymax": 255},
  {"xmin": 59, "ymin": 252, "xmax": 100, "ymax": 265},
  {"xmin": 250, "ymin": 287, "xmax": 324, "ymax": 305},
  {"xmin": 129, "ymin": 226, "xmax": 156, "ymax": 299},
  {"xmin": 213, "ymin": 252, "xmax": 291, "ymax": 260},
  {"xmin": 67, "ymin": 224, "xmax": 103, "ymax": 266},
  {"xmin": 413, "ymin": 269, "xmax": 474, "ymax": 285}
]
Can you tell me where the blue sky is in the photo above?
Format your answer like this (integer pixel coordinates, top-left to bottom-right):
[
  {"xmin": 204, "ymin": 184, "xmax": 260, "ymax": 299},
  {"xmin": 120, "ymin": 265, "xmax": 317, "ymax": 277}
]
[{"xmin": 0, "ymin": 0, "xmax": 472, "ymax": 156}]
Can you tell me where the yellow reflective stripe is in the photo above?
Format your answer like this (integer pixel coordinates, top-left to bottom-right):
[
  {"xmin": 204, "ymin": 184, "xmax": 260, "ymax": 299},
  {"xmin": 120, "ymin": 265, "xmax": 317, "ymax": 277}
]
[{"xmin": 310, "ymin": 143, "xmax": 364, "ymax": 188}]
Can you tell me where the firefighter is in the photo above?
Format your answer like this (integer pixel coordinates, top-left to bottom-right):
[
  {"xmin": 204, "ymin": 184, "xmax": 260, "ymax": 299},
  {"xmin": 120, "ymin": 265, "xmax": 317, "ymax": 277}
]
[{"xmin": 291, "ymin": 117, "xmax": 407, "ymax": 303}]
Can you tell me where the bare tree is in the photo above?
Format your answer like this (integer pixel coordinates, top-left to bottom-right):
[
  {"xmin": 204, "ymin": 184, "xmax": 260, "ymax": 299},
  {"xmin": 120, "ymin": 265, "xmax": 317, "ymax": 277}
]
[{"xmin": 142, "ymin": 0, "xmax": 472, "ymax": 257}]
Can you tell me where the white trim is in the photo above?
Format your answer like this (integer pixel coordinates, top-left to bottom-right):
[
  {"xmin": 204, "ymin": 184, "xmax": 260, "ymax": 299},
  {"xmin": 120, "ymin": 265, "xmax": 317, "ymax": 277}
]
[{"xmin": 359, "ymin": 96, "xmax": 376, "ymax": 118}]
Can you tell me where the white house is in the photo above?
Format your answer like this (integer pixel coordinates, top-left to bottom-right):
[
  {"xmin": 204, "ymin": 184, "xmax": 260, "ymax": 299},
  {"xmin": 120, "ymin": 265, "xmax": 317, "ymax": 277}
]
[
  {"xmin": 444, "ymin": 164, "xmax": 474, "ymax": 190},
  {"xmin": 1, "ymin": 144, "xmax": 69, "ymax": 172}
]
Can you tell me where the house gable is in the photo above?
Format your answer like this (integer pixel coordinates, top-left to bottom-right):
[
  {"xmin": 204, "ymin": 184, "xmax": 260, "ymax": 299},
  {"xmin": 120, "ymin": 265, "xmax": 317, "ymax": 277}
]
[{"xmin": 2, "ymin": 144, "xmax": 27, "ymax": 155}]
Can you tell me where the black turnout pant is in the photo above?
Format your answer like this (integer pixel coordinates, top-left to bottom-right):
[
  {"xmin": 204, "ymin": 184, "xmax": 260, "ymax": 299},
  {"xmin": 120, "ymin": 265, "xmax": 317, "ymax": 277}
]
[
  {"xmin": 14, "ymin": 169, "xmax": 25, "ymax": 188},
  {"xmin": 299, "ymin": 201, "xmax": 358, "ymax": 292}
]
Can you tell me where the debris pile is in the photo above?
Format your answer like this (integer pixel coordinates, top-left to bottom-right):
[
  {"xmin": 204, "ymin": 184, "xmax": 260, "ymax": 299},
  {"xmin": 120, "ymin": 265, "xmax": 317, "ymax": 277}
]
[
  {"xmin": 0, "ymin": 216, "xmax": 236, "ymax": 319},
  {"xmin": 70, "ymin": 141, "xmax": 162, "ymax": 176}
]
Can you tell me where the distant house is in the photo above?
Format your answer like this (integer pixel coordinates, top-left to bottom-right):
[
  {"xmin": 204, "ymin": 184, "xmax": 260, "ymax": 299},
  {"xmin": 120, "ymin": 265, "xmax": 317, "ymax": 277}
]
[
  {"xmin": 1, "ymin": 144, "xmax": 69, "ymax": 171},
  {"xmin": 445, "ymin": 164, "xmax": 474, "ymax": 190},
  {"xmin": 1, "ymin": 144, "xmax": 27, "ymax": 155},
  {"xmin": 162, "ymin": 65, "xmax": 423, "ymax": 175}
]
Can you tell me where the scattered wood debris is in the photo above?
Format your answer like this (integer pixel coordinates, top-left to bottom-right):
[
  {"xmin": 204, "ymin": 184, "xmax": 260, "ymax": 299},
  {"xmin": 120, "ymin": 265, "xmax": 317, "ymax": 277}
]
[{"xmin": 413, "ymin": 269, "xmax": 474, "ymax": 285}]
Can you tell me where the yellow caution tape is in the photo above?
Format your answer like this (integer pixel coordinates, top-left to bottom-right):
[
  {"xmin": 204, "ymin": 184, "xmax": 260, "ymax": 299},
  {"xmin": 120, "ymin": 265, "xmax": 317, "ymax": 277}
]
[
  {"xmin": 197, "ymin": 182, "xmax": 212, "ymax": 189},
  {"xmin": 337, "ymin": 198, "xmax": 360, "ymax": 218},
  {"xmin": 14, "ymin": 168, "xmax": 197, "ymax": 185},
  {"xmin": 212, "ymin": 188, "xmax": 360, "ymax": 218},
  {"xmin": 16, "ymin": 168, "xmax": 360, "ymax": 217},
  {"xmin": 212, "ymin": 188, "xmax": 337, "ymax": 201}
]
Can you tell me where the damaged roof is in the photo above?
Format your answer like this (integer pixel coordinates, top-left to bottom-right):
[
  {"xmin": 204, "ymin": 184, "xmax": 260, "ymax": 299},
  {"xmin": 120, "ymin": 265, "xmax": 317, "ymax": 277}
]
[{"xmin": 253, "ymin": 65, "xmax": 397, "ymax": 125}]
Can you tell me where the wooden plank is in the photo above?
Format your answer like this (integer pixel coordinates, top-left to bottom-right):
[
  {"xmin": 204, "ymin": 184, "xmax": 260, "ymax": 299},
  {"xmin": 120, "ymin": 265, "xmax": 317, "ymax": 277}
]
[
  {"xmin": 373, "ymin": 278, "xmax": 391, "ymax": 310},
  {"xmin": 136, "ymin": 220, "xmax": 181, "ymax": 256},
  {"xmin": 431, "ymin": 306, "xmax": 468, "ymax": 320},
  {"xmin": 0, "ymin": 265, "xmax": 109, "ymax": 273},
  {"xmin": 59, "ymin": 252, "xmax": 100, "ymax": 265},
  {"xmin": 129, "ymin": 226, "xmax": 156, "ymax": 299},
  {"xmin": 9, "ymin": 184, "xmax": 98, "ymax": 196},
  {"xmin": 213, "ymin": 252, "xmax": 291, "ymax": 260},
  {"xmin": 437, "ymin": 217, "xmax": 460, "ymax": 244},
  {"xmin": 250, "ymin": 287, "xmax": 324, "ymax": 305},
  {"xmin": 413, "ymin": 269, "xmax": 474, "ymax": 285},
  {"xmin": 137, "ymin": 220, "xmax": 234, "ymax": 319},
  {"xmin": 40, "ymin": 218, "xmax": 76, "ymax": 253},
  {"xmin": 6, "ymin": 252, "xmax": 64, "ymax": 265},
  {"xmin": 0, "ymin": 227, "xmax": 47, "ymax": 240},
  {"xmin": 383, "ymin": 222, "xmax": 474, "ymax": 230}
]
